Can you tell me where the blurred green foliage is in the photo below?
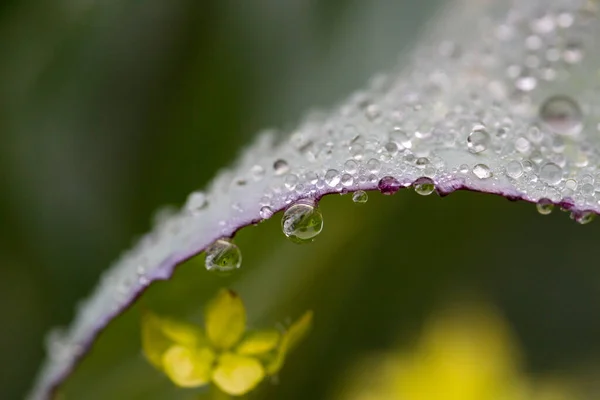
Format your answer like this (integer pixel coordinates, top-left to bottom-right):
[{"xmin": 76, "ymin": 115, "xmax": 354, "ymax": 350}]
[{"xmin": 1, "ymin": 1, "xmax": 600, "ymax": 399}]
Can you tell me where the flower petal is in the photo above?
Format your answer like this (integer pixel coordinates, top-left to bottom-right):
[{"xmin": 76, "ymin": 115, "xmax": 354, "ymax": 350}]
[
  {"xmin": 162, "ymin": 345, "xmax": 215, "ymax": 388},
  {"xmin": 212, "ymin": 353, "xmax": 265, "ymax": 396},
  {"xmin": 141, "ymin": 310, "xmax": 206, "ymax": 369},
  {"xmin": 236, "ymin": 330, "xmax": 281, "ymax": 356},
  {"xmin": 266, "ymin": 310, "xmax": 313, "ymax": 375},
  {"xmin": 205, "ymin": 289, "xmax": 246, "ymax": 350}
]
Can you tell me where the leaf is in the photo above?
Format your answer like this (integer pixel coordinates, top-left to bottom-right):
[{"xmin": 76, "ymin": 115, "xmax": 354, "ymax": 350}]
[
  {"xmin": 211, "ymin": 353, "xmax": 265, "ymax": 396},
  {"xmin": 266, "ymin": 310, "xmax": 313, "ymax": 375},
  {"xmin": 205, "ymin": 289, "xmax": 247, "ymax": 350},
  {"xmin": 29, "ymin": 0, "xmax": 600, "ymax": 398}
]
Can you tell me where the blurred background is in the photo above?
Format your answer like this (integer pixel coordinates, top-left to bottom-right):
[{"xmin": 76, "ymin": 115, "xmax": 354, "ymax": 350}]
[{"xmin": 1, "ymin": 0, "xmax": 600, "ymax": 399}]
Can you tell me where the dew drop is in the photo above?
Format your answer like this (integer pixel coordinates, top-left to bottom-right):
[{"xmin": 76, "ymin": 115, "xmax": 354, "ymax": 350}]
[
  {"xmin": 472, "ymin": 164, "xmax": 492, "ymax": 179},
  {"xmin": 205, "ymin": 238, "xmax": 242, "ymax": 272},
  {"xmin": 536, "ymin": 198, "xmax": 554, "ymax": 215},
  {"xmin": 367, "ymin": 158, "xmax": 381, "ymax": 173},
  {"xmin": 284, "ymin": 174, "xmax": 299, "ymax": 190},
  {"xmin": 413, "ymin": 177, "xmax": 435, "ymax": 196},
  {"xmin": 540, "ymin": 162, "xmax": 563, "ymax": 185},
  {"xmin": 281, "ymin": 200, "xmax": 324, "ymax": 243},
  {"xmin": 352, "ymin": 190, "xmax": 368, "ymax": 203},
  {"xmin": 251, "ymin": 165, "xmax": 265, "ymax": 181},
  {"xmin": 505, "ymin": 160, "xmax": 523, "ymax": 179},
  {"xmin": 341, "ymin": 174, "xmax": 354, "ymax": 187},
  {"xmin": 572, "ymin": 211, "xmax": 595, "ymax": 225},
  {"xmin": 186, "ymin": 191, "xmax": 208, "ymax": 214},
  {"xmin": 325, "ymin": 169, "xmax": 341, "ymax": 187},
  {"xmin": 344, "ymin": 159, "xmax": 358, "ymax": 174},
  {"xmin": 467, "ymin": 126, "xmax": 490, "ymax": 153},
  {"xmin": 259, "ymin": 206, "xmax": 274, "ymax": 219},
  {"xmin": 539, "ymin": 95, "xmax": 583, "ymax": 136},
  {"xmin": 273, "ymin": 159, "xmax": 290, "ymax": 175},
  {"xmin": 378, "ymin": 176, "xmax": 401, "ymax": 195}
]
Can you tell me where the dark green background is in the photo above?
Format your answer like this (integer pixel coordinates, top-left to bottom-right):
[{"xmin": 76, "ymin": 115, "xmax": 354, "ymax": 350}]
[{"xmin": 1, "ymin": 1, "xmax": 599, "ymax": 399}]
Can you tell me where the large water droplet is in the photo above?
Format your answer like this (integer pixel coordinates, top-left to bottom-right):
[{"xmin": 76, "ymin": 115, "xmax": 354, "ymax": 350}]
[
  {"xmin": 540, "ymin": 162, "xmax": 563, "ymax": 185},
  {"xmin": 413, "ymin": 177, "xmax": 435, "ymax": 196},
  {"xmin": 467, "ymin": 126, "xmax": 490, "ymax": 153},
  {"xmin": 281, "ymin": 200, "xmax": 324, "ymax": 243},
  {"xmin": 536, "ymin": 198, "xmax": 554, "ymax": 215},
  {"xmin": 352, "ymin": 190, "xmax": 368, "ymax": 203},
  {"xmin": 539, "ymin": 95, "xmax": 583, "ymax": 136},
  {"xmin": 205, "ymin": 239, "xmax": 242, "ymax": 272},
  {"xmin": 472, "ymin": 164, "xmax": 492, "ymax": 179},
  {"xmin": 378, "ymin": 176, "xmax": 401, "ymax": 195}
]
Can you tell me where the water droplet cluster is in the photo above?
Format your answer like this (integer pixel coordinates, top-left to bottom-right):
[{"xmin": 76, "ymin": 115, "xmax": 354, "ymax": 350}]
[{"xmin": 32, "ymin": 3, "xmax": 600, "ymax": 398}]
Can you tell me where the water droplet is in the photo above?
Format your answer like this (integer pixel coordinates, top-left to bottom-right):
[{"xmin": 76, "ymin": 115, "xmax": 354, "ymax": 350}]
[
  {"xmin": 367, "ymin": 158, "xmax": 381, "ymax": 173},
  {"xmin": 251, "ymin": 165, "xmax": 265, "ymax": 181},
  {"xmin": 384, "ymin": 141, "xmax": 399, "ymax": 156},
  {"xmin": 536, "ymin": 198, "xmax": 554, "ymax": 215},
  {"xmin": 284, "ymin": 174, "xmax": 299, "ymax": 190},
  {"xmin": 259, "ymin": 206, "xmax": 274, "ymax": 219},
  {"xmin": 415, "ymin": 157, "xmax": 430, "ymax": 167},
  {"xmin": 540, "ymin": 162, "xmax": 563, "ymax": 185},
  {"xmin": 514, "ymin": 137, "xmax": 531, "ymax": 154},
  {"xmin": 565, "ymin": 179, "xmax": 578, "ymax": 190},
  {"xmin": 574, "ymin": 211, "xmax": 595, "ymax": 225},
  {"xmin": 378, "ymin": 176, "xmax": 401, "ymax": 195},
  {"xmin": 389, "ymin": 128, "xmax": 412, "ymax": 149},
  {"xmin": 325, "ymin": 169, "xmax": 341, "ymax": 187},
  {"xmin": 352, "ymin": 190, "xmax": 368, "ymax": 203},
  {"xmin": 205, "ymin": 239, "xmax": 242, "ymax": 272},
  {"xmin": 281, "ymin": 200, "xmax": 323, "ymax": 243},
  {"xmin": 515, "ymin": 75, "xmax": 537, "ymax": 91},
  {"xmin": 472, "ymin": 164, "xmax": 492, "ymax": 179},
  {"xmin": 186, "ymin": 192, "xmax": 208, "ymax": 214},
  {"xmin": 505, "ymin": 160, "xmax": 523, "ymax": 179},
  {"xmin": 539, "ymin": 95, "xmax": 583, "ymax": 136},
  {"xmin": 344, "ymin": 159, "xmax": 358, "ymax": 174},
  {"xmin": 341, "ymin": 174, "xmax": 354, "ymax": 187},
  {"xmin": 273, "ymin": 159, "xmax": 289, "ymax": 175},
  {"xmin": 459, "ymin": 164, "xmax": 470, "ymax": 174},
  {"xmin": 467, "ymin": 126, "xmax": 490, "ymax": 153},
  {"xmin": 413, "ymin": 177, "xmax": 435, "ymax": 196}
]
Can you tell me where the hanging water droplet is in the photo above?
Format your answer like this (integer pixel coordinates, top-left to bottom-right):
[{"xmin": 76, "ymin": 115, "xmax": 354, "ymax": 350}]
[
  {"xmin": 472, "ymin": 164, "xmax": 492, "ymax": 179},
  {"xmin": 539, "ymin": 95, "xmax": 583, "ymax": 136},
  {"xmin": 259, "ymin": 206, "xmax": 274, "ymax": 219},
  {"xmin": 540, "ymin": 162, "xmax": 563, "ymax": 185},
  {"xmin": 505, "ymin": 160, "xmax": 523, "ymax": 179},
  {"xmin": 536, "ymin": 198, "xmax": 554, "ymax": 215},
  {"xmin": 325, "ymin": 169, "xmax": 341, "ymax": 187},
  {"xmin": 572, "ymin": 211, "xmax": 595, "ymax": 225},
  {"xmin": 378, "ymin": 176, "xmax": 401, "ymax": 195},
  {"xmin": 273, "ymin": 159, "xmax": 290, "ymax": 175},
  {"xmin": 352, "ymin": 190, "xmax": 368, "ymax": 203},
  {"xmin": 281, "ymin": 200, "xmax": 324, "ymax": 243},
  {"xmin": 467, "ymin": 126, "xmax": 490, "ymax": 153},
  {"xmin": 186, "ymin": 191, "xmax": 208, "ymax": 214},
  {"xmin": 413, "ymin": 177, "xmax": 435, "ymax": 196},
  {"xmin": 205, "ymin": 239, "xmax": 242, "ymax": 272}
]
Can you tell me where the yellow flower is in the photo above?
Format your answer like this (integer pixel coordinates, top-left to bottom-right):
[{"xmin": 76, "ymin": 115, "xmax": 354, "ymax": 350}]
[
  {"xmin": 336, "ymin": 304, "xmax": 582, "ymax": 400},
  {"xmin": 141, "ymin": 289, "xmax": 312, "ymax": 396}
]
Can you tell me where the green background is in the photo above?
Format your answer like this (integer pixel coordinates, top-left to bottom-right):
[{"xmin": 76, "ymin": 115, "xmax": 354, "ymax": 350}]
[{"xmin": 1, "ymin": 1, "xmax": 599, "ymax": 399}]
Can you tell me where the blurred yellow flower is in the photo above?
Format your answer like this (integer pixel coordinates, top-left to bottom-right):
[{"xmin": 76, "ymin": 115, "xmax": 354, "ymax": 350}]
[
  {"xmin": 141, "ymin": 288, "xmax": 312, "ymax": 396},
  {"xmin": 336, "ymin": 304, "xmax": 581, "ymax": 400}
]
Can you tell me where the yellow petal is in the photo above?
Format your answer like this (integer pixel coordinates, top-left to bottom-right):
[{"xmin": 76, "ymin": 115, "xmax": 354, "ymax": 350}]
[
  {"xmin": 266, "ymin": 310, "xmax": 313, "ymax": 375},
  {"xmin": 236, "ymin": 330, "xmax": 281, "ymax": 356},
  {"xmin": 162, "ymin": 345, "xmax": 215, "ymax": 388},
  {"xmin": 212, "ymin": 353, "xmax": 265, "ymax": 396},
  {"xmin": 205, "ymin": 289, "xmax": 246, "ymax": 350},
  {"xmin": 141, "ymin": 310, "xmax": 206, "ymax": 369}
]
